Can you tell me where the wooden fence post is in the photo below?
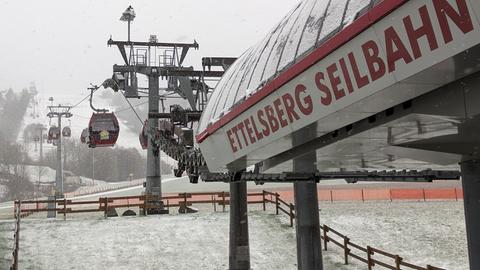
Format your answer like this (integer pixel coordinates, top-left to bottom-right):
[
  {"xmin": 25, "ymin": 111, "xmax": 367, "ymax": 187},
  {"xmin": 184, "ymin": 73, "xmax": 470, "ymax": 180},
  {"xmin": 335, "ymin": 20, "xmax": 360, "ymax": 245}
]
[
  {"xmin": 289, "ymin": 203, "xmax": 294, "ymax": 227},
  {"xmin": 63, "ymin": 198, "xmax": 67, "ymax": 221},
  {"xmin": 262, "ymin": 190, "xmax": 266, "ymax": 211},
  {"xmin": 330, "ymin": 190, "xmax": 333, "ymax": 203},
  {"xmin": 222, "ymin": 191, "xmax": 226, "ymax": 212},
  {"xmin": 395, "ymin": 255, "xmax": 402, "ymax": 270},
  {"xmin": 13, "ymin": 200, "xmax": 20, "ymax": 270},
  {"xmin": 183, "ymin": 193, "xmax": 188, "ymax": 214},
  {"xmin": 275, "ymin": 193, "xmax": 279, "ymax": 215},
  {"xmin": 13, "ymin": 200, "xmax": 16, "ymax": 219},
  {"xmin": 389, "ymin": 189, "xmax": 393, "ymax": 202},
  {"xmin": 143, "ymin": 195, "xmax": 147, "ymax": 216},
  {"xmin": 454, "ymin": 188, "xmax": 458, "ymax": 201},
  {"xmin": 213, "ymin": 195, "xmax": 217, "ymax": 212},
  {"xmin": 344, "ymin": 236, "xmax": 350, "ymax": 265},
  {"xmin": 104, "ymin": 197, "xmax": 108, "ymax": 219},
  {"xmin": 323, "ymin": 225, "xmax": 328, "ymax": 251},
  {"xmin": 423, "ymin": 189, "xmax": 426, "ymax": 202},
  {"xmin": 361, "ymin": 189, "xmax": 365, "ymax": 203},
  {"xmin": 367, "ymin": 246, "xmax": 373, "ymax": 270}
]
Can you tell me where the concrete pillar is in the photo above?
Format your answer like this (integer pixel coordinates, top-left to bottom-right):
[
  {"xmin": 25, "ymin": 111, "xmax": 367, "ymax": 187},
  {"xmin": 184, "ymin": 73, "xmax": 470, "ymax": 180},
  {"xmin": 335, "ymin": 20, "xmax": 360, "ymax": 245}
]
[
  {"xmin": 146, "ymin": 73, "xmax": 163, "ymax": 214},
  {"xmin": 229, "ymin": 178, "xmax": 250, "ymax": 270},
  {"xmin": 293, "ymin": 125, "xmax": 323, "ymax": 270},
  {"xmin": 460, "ymin": 158, "xmax": 480, "ymax": 270}
]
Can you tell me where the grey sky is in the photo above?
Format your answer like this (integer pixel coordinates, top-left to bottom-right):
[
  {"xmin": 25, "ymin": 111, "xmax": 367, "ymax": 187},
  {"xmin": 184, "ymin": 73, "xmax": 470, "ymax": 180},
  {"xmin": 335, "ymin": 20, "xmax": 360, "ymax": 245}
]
[
  {"xmin": 0, "ymin": 0, "xmax": 299, "ymax": 147},
  {"xmin": 0, "ymin": 0, "xmax": 299, "ymax": 98}
]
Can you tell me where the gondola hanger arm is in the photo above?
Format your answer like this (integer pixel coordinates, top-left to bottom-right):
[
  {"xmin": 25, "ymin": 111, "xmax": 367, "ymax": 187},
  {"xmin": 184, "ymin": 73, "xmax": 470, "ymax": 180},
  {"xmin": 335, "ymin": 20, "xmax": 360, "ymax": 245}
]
[{"xmin": 88, "ymin": 84, "xmax": 109, "ymax": 113}]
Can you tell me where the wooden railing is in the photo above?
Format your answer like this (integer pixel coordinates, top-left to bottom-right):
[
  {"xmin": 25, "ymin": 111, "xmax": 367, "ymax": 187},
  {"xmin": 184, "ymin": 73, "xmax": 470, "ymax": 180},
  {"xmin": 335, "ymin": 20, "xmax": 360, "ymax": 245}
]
[
  {"xmin": 262, "ymin": 191, "xmax": 446, "ymax": 270},
  {"xmin": 318, "ymin": 224, "xmax": 446, "ymax": 270},
  {"xmin": 13, "ymin": 191, "xmax": 267, "ymax": 219},
  {"xmin": 263, "ymin": 191, "xmax": 295, "ymax": 227},
  {"xmin": 13, "ymin": 190, "xmax": 447, "ymax": 270}
]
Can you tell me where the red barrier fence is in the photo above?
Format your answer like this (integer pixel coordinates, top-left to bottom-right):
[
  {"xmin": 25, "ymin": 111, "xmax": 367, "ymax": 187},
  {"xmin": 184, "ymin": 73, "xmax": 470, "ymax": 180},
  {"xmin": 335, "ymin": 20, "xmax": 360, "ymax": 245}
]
[{"xmin": 315, "ymin": 188, "xmax": 462, "ymax": 202}]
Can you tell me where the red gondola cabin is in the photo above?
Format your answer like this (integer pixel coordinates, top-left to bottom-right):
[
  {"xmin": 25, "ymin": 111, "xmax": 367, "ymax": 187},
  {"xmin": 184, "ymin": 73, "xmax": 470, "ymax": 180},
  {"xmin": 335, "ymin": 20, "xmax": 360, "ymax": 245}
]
[{"xmin": 88, "ymin": 113, "xmax": 119, "ymax": 147}]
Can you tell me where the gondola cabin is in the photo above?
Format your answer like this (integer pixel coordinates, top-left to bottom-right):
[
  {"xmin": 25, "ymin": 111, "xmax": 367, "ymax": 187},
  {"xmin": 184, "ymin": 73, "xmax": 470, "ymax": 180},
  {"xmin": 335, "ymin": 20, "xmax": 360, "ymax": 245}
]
[
  {"xmin": 48, "ymin": 126, "xmax": 60, "ymax": 141},
  {"xmin": 88, "ymin": 112, "xmax": 119, "ymax": 147},
  {"xmin": 62, "ymin": 126, "xmax": 71, "ymax": 137},
  {"xmin": 80, "ymin": 128, "xmax": 89, "ymax": 144},
  {"xmin": 139, "ymin": 120, "xmax": 148, "ymax": 150}
]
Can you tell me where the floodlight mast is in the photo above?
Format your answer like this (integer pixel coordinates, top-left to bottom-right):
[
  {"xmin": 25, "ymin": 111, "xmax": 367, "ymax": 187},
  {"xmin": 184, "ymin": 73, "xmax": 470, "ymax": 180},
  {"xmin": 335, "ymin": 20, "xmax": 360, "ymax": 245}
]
[{"xmin": 120, "ymin": 6, "xmax": 135, "ymax": 43}]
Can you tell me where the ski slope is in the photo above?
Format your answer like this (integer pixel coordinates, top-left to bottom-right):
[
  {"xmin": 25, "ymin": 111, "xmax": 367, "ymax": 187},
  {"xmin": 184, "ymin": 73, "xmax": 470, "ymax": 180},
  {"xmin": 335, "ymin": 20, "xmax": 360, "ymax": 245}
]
[{"xmin": 0, "ymin": 201, "xmax": 467, "ymax": 270}]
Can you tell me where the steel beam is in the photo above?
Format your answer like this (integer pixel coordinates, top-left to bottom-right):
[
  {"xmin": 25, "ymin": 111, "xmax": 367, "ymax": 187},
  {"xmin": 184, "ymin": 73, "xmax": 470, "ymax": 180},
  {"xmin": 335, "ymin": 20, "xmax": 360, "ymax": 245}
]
[
  {"xmin": 202, "ymin": 57, "xmax": 237, "ymax": 70},
  {"xmin": 145, "ymin": 74, "xmax": 163, "ymax": 214},
  {"xmin": 201, "ymin": 170, "xmax": 460, "ymax": 183},
  {"xmin": 293, "ymin": 126, "xmax": 323, "ymax": 270},
  {"xmin": 108, "ymin": 39, "xmax": 199, "ymax": 49},
  {"xmin": 148, "ymin": 111, "xmax": 202, "ymax": 121},
  {"xmin": 460, "ymin": 158, "xmax": 480, "ymax": 270},
  {"xmin": 112, "ymin": 65, "xmax": 224, "ymax": 78},
  {"xmin": 229, "ymin": 173, "xmax": 250, "ymax": 270}
]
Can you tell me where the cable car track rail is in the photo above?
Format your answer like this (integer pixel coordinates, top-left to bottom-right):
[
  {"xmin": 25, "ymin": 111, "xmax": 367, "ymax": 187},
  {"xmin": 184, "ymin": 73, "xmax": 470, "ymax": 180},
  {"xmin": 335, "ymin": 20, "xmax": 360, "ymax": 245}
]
[{"xmin": 151, "ymin": 120, "xmax": 460, "ymax": 184}]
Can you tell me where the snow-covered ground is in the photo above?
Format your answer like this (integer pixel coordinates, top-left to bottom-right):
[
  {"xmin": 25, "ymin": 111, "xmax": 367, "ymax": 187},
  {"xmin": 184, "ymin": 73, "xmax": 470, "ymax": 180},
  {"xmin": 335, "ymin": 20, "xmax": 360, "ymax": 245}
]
[{"xmin": 0, "ymin": 201, "xmax": 468, "ymax": 270}]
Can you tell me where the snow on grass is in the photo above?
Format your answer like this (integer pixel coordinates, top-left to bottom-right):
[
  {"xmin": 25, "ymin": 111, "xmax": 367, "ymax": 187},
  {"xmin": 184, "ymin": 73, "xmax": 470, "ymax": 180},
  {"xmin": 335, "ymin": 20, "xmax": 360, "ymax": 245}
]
[
  {"xmin": 318, "ymin": 201, "xmax": 468, "ymax": 270},
  {"xmin": 0, "ymin": 202, "xmax": 468, "ymax": 270}
]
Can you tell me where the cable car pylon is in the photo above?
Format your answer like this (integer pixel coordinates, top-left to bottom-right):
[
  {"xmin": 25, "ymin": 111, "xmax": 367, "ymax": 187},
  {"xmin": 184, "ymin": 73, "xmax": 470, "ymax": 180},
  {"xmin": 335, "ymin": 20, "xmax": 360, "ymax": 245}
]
[{"xmin": 46, "ymin": 102, "xmax": 72, "ymax": 218}]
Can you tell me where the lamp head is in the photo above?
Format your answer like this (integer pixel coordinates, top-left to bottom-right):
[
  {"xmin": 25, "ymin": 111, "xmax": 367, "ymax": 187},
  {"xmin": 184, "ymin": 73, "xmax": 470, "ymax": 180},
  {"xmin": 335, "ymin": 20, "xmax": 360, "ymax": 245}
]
[{"xmin": 120, "ymin": 6, "xmax": 135, "ymax": 22}]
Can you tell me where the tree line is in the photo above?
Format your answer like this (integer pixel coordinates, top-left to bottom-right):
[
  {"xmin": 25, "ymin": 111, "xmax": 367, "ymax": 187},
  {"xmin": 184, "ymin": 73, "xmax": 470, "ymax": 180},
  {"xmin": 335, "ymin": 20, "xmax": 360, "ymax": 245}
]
[
  {"xmin": 43, "ymin": 138, "xmax": 172, "ymax": 182},
  {"xmin": 0, "ymin": 135, "xmax": 33, "ymax": 201}
]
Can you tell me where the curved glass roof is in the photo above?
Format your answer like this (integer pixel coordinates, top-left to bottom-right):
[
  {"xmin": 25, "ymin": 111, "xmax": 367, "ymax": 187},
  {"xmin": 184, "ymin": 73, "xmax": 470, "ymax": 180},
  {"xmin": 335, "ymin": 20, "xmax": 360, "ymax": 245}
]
[{"xmin": 199, "ymin": 0, "xmax": 376, "ymax": 133}]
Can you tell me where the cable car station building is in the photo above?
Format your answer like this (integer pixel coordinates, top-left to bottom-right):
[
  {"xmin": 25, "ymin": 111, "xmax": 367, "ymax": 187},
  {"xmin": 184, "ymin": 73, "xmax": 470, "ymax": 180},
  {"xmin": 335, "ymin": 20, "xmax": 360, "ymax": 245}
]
[{"xmin": 197, "ymin": 0, "xmax": 480, "ymax": 269}]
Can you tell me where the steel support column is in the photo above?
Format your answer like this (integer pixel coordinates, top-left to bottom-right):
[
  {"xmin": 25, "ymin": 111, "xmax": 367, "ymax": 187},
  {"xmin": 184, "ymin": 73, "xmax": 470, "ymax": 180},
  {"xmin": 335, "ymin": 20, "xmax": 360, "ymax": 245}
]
[
  {"xmin": 229, "ymin": 178, "xmax": 250, "ymax": 270},
  {"xmin": 460, "ymin": 158, "xmax": 480, "ymax": 270},
  {"xmin": 146, "ymin": 74, "xmax": 162, "ymax": 213},
  {"xmin": 293, "ymin": 126, "xmax": 323, "ymax": 270},
  {"xmin": 55, "ymin": 115, "xmax": 63, "ymax": 195}
]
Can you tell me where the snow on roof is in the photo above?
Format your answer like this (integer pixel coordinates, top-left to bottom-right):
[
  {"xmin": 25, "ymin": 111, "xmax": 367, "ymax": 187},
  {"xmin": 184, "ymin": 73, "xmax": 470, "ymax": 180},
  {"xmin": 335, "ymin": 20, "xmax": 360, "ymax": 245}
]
[{"xmin": 199, "ymin": 0, "xmax": 372, "ymax": 132}]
